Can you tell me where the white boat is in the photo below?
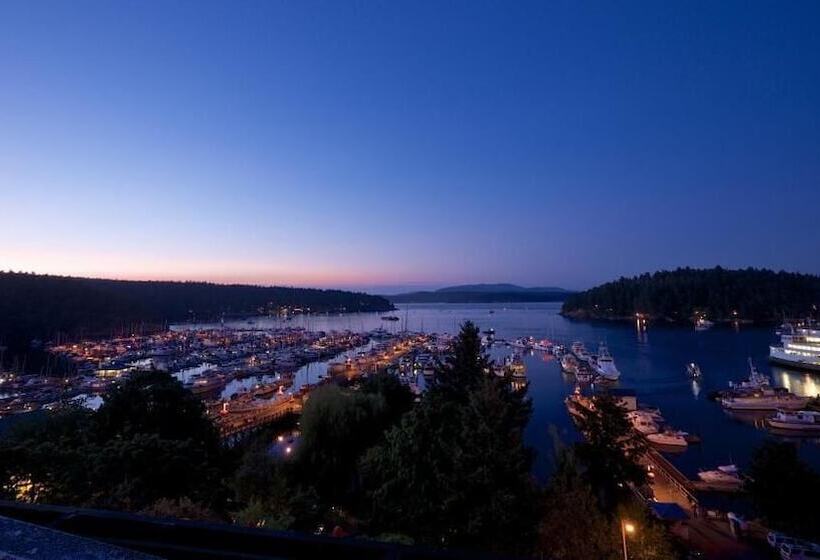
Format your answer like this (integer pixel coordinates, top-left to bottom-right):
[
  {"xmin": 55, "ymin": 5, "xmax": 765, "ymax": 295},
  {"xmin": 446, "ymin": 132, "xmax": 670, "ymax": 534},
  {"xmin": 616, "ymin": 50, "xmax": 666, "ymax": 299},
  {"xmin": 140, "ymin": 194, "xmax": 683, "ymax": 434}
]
[
  {"xmin": 533, "ymin": 339, "xmax": 552, "ymax": 352},
  {"xmin": 560, "ymin": 354, "xmax": 579, "ymax": 375},
  {"xmin": 570, "ymin": 341, "xmax": 591, "ymax": 362},
  {"xmin": 769, "ymin": 322, "xmax": 820, "ymax": 372},
  {"xmin": 728, "ymin": 358, "xmax": 770, "ymax": 391},
  {"xmin": 721, "ymin": 390, "xmax": 811, "ymax": 411},
  {"xmin": 505, "ymin": 353, "xmax": 526, "ymax": 376},
  {"xmin": 510, "ymin": 338, "xmax": 531, "ymax": 349},
  {"xmin": 627, "ymin": 410, "xmax": 659, "ymax": 434},
  {"xmin": 686, "ymin": 362, "xmax": 702, "ymax": 378},
  {"xmin": 767, "ymin": 410, "xmax": 820, "ymax": 432},
  {"xmin": 647, "ymin": 430, "xmax": 688, "ymax": 447},
  {"xmin": 698, "ymin": 464, "xmax": 741, "ymax": 485},
  {"xmin": 593, "ymin": 343, "xmax": 620, "ymax": 380}
]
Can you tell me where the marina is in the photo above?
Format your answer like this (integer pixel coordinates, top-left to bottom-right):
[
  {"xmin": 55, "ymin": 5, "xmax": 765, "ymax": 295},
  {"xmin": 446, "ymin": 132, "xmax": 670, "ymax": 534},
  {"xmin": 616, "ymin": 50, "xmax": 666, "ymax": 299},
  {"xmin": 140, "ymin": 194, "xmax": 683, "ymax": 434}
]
[{"xmin": 3, "ymin": 302, "xmax": 820, "ymax": 479}]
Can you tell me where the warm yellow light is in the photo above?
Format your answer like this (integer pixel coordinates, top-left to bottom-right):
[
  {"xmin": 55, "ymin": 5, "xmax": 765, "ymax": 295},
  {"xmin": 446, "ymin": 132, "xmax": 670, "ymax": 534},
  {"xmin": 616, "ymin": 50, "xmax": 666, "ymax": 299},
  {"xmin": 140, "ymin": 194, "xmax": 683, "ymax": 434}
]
[{"xmin": 623, "ymin": 522, "xmax": 635, "ymax": 534}]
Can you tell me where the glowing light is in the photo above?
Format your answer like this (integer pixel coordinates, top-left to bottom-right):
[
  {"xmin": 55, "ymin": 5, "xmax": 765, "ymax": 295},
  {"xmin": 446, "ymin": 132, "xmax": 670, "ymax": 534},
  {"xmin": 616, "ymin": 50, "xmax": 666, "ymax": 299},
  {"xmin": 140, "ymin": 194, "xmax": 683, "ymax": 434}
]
[{"xmin": 623, "ymin": 522, "xmax": 635, "ymax": 534}]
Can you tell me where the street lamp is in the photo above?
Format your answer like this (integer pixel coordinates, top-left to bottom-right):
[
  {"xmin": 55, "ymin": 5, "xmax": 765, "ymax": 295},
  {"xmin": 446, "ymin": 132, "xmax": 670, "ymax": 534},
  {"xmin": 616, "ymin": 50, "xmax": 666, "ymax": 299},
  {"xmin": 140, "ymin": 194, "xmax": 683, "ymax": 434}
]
[{"xmin": 621, "ymin": 520, "xmax": 635, "ymax": 560}]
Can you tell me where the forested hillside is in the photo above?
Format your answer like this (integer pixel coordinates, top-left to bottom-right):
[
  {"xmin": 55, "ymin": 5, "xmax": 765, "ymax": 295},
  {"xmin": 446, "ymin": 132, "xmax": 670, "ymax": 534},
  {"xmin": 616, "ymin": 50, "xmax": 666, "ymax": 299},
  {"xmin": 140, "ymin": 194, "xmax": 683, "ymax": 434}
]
[
  {"xmin": 561, "ymin": 267, "xmax": 820, "ymax": 323},
  {"xmin": 0, "ymin": 272, "xmax": 393, "ymax": 352}
]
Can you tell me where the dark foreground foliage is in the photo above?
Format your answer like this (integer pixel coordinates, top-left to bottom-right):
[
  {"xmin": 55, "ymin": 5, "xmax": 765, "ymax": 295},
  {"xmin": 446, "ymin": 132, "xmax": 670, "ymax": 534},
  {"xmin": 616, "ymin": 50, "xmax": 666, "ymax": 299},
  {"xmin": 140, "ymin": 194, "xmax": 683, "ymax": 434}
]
[{"xmin": 0, "ymin": 371, "xmax": 229, "ymax": 514}]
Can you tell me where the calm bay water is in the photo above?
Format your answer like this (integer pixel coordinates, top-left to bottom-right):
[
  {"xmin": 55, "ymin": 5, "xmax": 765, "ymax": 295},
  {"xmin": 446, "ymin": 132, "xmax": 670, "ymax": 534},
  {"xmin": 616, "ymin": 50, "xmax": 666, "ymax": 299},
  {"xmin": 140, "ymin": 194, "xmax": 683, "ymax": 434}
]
[{"xmin": 207, "ymin": 302, "xmax": 820, "ymax": 481}]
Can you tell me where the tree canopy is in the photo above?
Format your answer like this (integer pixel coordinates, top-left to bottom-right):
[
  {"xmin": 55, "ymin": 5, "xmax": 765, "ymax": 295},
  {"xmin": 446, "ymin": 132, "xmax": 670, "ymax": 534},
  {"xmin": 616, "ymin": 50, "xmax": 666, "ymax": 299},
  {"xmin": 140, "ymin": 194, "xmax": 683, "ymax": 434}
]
[
  {"xmin": 0, "ymin": 370, "xmax": 228, "ymax": 514},
  {"xmin": 561, "ymin": 267, "xmax": 820, "ymax": 323}
]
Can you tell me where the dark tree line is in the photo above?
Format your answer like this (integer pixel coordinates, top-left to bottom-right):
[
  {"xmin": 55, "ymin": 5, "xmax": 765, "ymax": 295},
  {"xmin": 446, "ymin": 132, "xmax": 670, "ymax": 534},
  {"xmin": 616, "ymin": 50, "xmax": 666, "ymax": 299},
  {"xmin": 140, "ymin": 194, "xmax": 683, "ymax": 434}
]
[
  {"xmin": 0, "ymin": 271, "xmax": 394, "ymax": 354},
  {"xmin": 561, "ymin": 267, "xmax": 820, "ymax": 323}
]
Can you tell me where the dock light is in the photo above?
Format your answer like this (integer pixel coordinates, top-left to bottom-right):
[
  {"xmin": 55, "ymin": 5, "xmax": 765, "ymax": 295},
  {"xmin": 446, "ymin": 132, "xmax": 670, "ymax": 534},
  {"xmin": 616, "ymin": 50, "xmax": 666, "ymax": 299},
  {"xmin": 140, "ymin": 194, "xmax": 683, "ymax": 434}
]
[
  {"xmin": 620, "ymin": 520, "xmax": 636, "ymax": 560},
  {"xmin": 285, "ymin": 446, "xmax": 292, "ymax": 455}
]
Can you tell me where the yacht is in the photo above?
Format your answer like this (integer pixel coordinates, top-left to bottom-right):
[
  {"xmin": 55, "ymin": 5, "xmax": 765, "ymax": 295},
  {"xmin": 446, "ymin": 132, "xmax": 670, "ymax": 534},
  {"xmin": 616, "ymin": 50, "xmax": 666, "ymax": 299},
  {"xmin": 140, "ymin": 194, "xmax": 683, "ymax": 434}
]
[
  {"xmin": 686, "ymin": 362, "xmax": 702, "ymax": 378},
  {"xmin": 570, "ymin": 341, "xmax": 592, "ymax": 363},
  {"xmin": 721, "ymin": 389, "xmax": 811, "ymax": 411},
  {"xmin": 728, "ymin": 358, "xmax": 770, "ymax": 391},
  {"xmin": 560, "ymin": 354, "xmax": 579, "ymax": 375},
  {"xmin": 647, "ymin": 430, "xmax": 689, "ymax": 447},
  {"xmin": 593, "ymin": 343, "xmax": 620, "ymax": 380},
  {"xmin": 510, "ymin": 338, "xmax": 531, "ymax": 349},
  {"xmin": 627, "ymin": 410, "xmax": 660, "ymax": 435},
  {"xmin": 767, "ymin": 410, "xmax": 820, "ymax": 432},
  {"xmin": 769, "ymin": 322, "xmax": 820, "ymax": 372},
  {"xmin": 698, "ymin": 464, "xmax": 741, "ymax": 485},
  {"xmin": 505, "ymin": 353, "xmax": 526, "ymax": 376},
  {"xmin": 533, "ymin": 339, "xmax": 552, "ymax": 352}
]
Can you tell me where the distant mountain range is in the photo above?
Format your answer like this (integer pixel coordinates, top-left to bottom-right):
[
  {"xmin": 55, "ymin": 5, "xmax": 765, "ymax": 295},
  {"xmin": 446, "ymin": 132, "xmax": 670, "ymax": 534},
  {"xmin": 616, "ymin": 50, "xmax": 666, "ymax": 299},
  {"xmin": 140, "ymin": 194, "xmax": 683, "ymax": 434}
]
[{"xmin": 387, "ymin": 284, "xmax": 572, "ymax": 303}]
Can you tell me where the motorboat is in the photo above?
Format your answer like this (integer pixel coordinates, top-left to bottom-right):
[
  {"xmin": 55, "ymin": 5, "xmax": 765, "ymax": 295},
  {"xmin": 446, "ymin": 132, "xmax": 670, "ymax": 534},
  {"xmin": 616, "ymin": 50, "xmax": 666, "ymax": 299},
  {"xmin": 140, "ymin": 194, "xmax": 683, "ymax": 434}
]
[
  {"xmin": 593, "ymin": 343, "xmax": 620, "ymax": 380},
  {"xmin": 767, "ymin": 410, "xmax": 820, "ymax": 432},
  {"xmin": 647, "ymin": 430, "xmax": 688, "ymax": 447},
  {"xmin": 686, "ymin": 362, "xmax": 702, "ymax": 378},
  {"xmin": 571, "ymin": 341, "xmax": 592, "ymax": 362},
  {"xmin": 728, "ymin": 358, "xmax": 770, "ymax": 391},
  {"xmin": 721, "ymin": 389, "xmax": 810, "ymax": 411},
  {"xmin": 560, "ymin": 354, "xmax": 579, "ymax": 375},
  {"xmin": 698, "ymin": 464, "xmax": 741, "ymax": 485},
  {"xmin": 533, "ymin": 339, "xmax": 552, "ymax": 352},
  {"xmin": 510, "ymin": 337, "xmax": 533, "ymax": 349},
  {"xmin": 505, "ymin": 353, "xmax": 526, "ymax": 376},
  {"xmin": 627, "ymin": 410, "xmax": 660, "ymax": 435}
]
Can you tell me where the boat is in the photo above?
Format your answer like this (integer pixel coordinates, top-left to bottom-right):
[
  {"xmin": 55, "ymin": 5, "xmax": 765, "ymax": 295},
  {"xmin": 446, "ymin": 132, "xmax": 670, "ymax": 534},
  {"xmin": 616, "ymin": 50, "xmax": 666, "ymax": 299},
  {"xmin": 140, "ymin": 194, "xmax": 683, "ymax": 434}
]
[
  {"xmin": 575, "ymin": 368, "xmax": 594, "ymax": 383},
  {"xmin": 560, "ymin": 354, "xmax": 579, "ymax": 375},
  {"xmin": 698, "ymin": 464, "xmax": 741, "ymax": 485},
  {"xmin": 721, "ymin": 389, "xmax": 811, "ymax": 411},
  {"xmin": 381, "ymin": 315, "xmax": 400, "ymax": 321},
  {"xmin": 728, "ymin": 358, "xmax": 770, "ymax": 391},
  {"xmin": 505, "ymin": 353, "xmax": 526, "ymax": 376},
  {"xmin": 533, "ymin": 339, "xmax": 552, "ymax": 352},
  {"xmin": 686, "ymin": 362, "xmax": 702, "ymax": 378},
  {"xmin": 510, "ymin": 337, "xmax": 533, "ymax": 349},
  {"xmin": 647, "ymin": 430, "xmax": 689, "ymax": 447},
  {"xmin": 593, "ymin": 343, "xmax": 620, "ymax": 380},
  {"xmin": 627, "ymin": 410, "xmax": 660, "ymax": 434},
  {"xmin": 570, "ymin": 341, "xmax": 591, "ymax": 362},
  {"xmin": 695, "ymin": 317, "xmax": 714, "ymax": 331},
  {"xmin": 769, "ymin": 321, "xmax": 820, "ymax": 372},
  {"xmin": 767, "ymin": 410, "xmax": 820, "ymax": 432}
]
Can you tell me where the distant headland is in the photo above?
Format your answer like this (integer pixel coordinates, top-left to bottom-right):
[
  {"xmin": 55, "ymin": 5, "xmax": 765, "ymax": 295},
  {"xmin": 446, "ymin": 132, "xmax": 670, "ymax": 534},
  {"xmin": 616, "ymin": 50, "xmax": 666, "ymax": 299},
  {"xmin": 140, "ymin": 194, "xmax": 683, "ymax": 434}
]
[
  {"xmin": 387, "ymin": 283, "xmax": 573, "ymax": 304},
  {"xmin": 560, "ymin": 267, "xmax": 820, "ymax": 324}
]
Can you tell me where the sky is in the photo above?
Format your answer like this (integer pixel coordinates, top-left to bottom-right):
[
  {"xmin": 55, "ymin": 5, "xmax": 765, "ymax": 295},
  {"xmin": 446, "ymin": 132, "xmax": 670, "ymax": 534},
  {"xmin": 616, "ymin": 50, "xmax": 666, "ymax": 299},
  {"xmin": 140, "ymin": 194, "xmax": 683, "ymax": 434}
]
[{"xmin": 1, "ymin": 1, "xmax": 819, "ymax": 293}]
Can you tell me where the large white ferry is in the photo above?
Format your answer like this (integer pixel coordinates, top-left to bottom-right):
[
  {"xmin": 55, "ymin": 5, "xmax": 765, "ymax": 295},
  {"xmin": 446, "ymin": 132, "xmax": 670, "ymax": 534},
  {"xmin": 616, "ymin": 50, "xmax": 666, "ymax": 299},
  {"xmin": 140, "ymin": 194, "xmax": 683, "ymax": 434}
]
[{"xmin": 769, "ymin": 322, "xmax": 820, "ymax": 372}]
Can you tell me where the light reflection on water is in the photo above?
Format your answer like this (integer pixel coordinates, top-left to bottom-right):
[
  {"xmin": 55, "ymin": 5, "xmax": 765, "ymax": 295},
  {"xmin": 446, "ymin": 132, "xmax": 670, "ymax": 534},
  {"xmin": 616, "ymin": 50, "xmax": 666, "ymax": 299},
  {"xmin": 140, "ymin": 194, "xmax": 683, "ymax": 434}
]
[{"xmin": 774, "ymin": 368, "xmax": 820, "ymax": 397}]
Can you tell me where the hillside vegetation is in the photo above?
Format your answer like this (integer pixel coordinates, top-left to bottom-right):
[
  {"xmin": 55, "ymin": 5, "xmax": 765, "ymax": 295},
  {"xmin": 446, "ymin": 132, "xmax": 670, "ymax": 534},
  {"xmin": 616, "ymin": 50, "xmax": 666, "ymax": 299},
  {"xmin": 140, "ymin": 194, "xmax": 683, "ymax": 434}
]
[
  {"xmin": 0, "ymin": 272, "xmax": 393, "ymax": 351},
  {"xmin": 561, "ymin": 267, "xmax": 820, "ymax": 323}
]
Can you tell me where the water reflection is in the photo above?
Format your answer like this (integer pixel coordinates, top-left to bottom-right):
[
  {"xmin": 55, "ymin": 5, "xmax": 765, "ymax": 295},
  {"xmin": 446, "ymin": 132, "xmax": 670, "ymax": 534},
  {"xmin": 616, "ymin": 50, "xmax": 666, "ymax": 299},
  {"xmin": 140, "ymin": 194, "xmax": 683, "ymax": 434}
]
[
  {"xmin": 772, "ymin": 367, "xmax": 820, "ymax": 397},
  {"xmin": 691, "ymin": 379, "xmax": 701, "ymax": 399}
]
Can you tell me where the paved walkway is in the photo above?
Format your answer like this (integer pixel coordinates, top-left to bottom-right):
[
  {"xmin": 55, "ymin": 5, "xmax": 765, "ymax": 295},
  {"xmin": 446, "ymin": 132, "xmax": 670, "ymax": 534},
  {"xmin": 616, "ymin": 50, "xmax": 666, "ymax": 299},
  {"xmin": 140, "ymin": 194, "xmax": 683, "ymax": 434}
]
[{"xmin": 674, "ymin": 518, "xmax": 773, "ymax": 560}]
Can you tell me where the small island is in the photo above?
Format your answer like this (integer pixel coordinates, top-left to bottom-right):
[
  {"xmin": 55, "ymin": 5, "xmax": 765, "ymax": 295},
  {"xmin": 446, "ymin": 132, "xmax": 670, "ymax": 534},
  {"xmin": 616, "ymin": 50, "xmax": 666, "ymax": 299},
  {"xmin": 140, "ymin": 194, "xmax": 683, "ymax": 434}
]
[{"xmin": 560, "ymin": 267, "xmax": 820, "ymax": 324}]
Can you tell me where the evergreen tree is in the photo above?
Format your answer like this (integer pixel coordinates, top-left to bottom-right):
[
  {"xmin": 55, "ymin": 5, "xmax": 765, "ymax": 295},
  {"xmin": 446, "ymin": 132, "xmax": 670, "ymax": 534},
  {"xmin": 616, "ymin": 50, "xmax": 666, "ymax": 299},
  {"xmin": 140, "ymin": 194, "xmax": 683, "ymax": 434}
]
[{"xmin": 573, "ymin": 393, "xmax": 648, "ymax": 510}]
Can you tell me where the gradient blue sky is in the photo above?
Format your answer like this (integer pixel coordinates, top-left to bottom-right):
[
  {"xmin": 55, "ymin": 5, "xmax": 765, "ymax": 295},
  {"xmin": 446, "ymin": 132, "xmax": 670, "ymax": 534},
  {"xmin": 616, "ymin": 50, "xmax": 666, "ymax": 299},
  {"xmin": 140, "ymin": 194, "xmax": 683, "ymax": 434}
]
[{"xmin": 1, "ymin": 1, "xmax": 819, "ymax": 293}]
